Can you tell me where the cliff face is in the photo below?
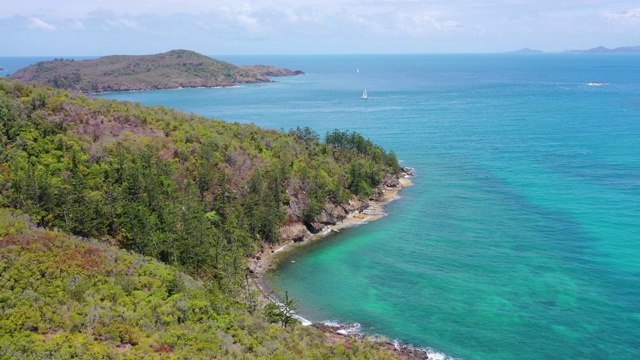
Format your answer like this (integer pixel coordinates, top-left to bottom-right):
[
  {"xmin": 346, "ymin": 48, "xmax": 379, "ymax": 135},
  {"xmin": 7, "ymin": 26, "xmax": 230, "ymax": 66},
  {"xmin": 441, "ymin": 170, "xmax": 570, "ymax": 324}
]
[{"xmin": 8, "ymin": 49, "xmax": 304, "ymax": 93}]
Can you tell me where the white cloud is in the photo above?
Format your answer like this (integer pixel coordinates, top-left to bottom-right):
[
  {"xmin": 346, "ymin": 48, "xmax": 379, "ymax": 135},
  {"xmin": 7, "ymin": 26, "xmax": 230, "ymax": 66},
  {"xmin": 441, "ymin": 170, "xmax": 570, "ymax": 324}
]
[
  {"xmin": 28, "ymin": 17, "xmax": 56, "ymax": 31},
  {"xmin": 68, "ymin": 19, "xmax": 85, "ymax": 30},
  {"xmin": 105, "ymin": 17, "xmax": 142, "ymax": 29},
  {"xmin": 219, "ymin": 4, "xmax": 263, "ymax": 34},
  {"xmin": 5, "ymin": 1, "xmax": 640, "ymax": 55},
  {"xmin": 235, "ymin": 14, "xmax": 261, "ymax": 33},
  {"xmin": 395, "ymin": 12, "xmax": 460, "ymax": 35},
  {"xmin": 603, "ymin": 7, "xmax": 640, "ymax": 24}
]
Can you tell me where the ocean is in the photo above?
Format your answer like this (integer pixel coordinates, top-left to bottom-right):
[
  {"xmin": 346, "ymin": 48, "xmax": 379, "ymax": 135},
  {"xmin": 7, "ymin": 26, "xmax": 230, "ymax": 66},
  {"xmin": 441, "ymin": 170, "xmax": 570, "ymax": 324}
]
[{"xmin": 4, "ymin": 54, "xmax": 640, "ymax": 359}]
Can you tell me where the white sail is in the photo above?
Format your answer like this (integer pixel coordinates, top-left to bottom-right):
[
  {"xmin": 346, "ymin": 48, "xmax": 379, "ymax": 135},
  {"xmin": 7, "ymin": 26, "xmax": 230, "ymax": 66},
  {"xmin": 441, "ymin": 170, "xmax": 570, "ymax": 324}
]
[{"xmin": 362, "ymin": 89, "xmax": 368, "ymax": 99}]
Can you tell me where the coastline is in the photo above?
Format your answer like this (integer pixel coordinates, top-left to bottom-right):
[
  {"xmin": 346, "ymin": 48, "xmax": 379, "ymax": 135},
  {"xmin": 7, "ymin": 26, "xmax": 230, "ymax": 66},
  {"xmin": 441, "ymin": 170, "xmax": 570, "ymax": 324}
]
[
  {"xmin": 248, "ymin": 173, "xmax": 442, "ymax": 360},
  {"xmin": 249, "ymin": 175, "xmax": 413, "ymax": 276}
]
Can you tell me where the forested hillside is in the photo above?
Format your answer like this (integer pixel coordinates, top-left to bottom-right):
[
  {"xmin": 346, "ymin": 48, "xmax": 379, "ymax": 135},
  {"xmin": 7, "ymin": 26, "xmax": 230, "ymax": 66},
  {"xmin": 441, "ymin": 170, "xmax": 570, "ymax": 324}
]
[
  {"xmin": 7, "ymin": 50, "xmax": 304, "ymax": 93},
  {"xmin": 0, "ymin": 78, "xmax": 404, "ymax": 357},
  {"xmin": 0, "ymin": 78, "xmax": 400, "ymax": 288},
  {"xmin": 0, "ymin": 209, "xmax": 400, "ymax": 359}
]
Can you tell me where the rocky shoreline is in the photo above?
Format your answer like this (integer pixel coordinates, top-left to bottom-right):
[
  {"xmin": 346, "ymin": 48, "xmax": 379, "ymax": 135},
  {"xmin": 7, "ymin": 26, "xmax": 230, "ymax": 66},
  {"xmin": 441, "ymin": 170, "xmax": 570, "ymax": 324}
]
[
  {"xmin": 313, "ymin": 323, "xmax": 438, "ymax": 360},
  {"xmin": 249, "ymin": 168, "xmax": 414, "ymax": 275},
  {"xmin": 248, "ymin": 168, "xmax": 441, "ymax": 360}
]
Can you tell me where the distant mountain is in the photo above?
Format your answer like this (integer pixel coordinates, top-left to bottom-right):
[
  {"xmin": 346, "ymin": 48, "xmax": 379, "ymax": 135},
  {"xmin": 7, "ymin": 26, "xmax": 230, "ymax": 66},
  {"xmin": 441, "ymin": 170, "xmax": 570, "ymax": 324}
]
[
  {"xmin": 564, "ymin": 46, "xmax": 640, "ymax": 54},
  {"xmin": 8, "ymin": 49, "xmax": 304, "ymax": 93},
  {"xmin": 507, "ymin": 48, "xmax": 544, "ymax": 54}
]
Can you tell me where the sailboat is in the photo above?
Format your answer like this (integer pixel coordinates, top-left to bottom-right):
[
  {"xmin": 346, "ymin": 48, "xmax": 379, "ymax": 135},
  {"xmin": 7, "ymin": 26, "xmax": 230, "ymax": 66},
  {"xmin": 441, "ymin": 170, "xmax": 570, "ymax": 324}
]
[{"xmin": 361, "ymin": 89, "xmax": 368, "ymax": 99}]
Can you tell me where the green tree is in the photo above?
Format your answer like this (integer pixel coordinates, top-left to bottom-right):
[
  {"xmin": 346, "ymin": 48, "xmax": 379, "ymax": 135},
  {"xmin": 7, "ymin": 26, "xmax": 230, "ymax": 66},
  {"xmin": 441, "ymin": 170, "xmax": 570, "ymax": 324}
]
[{"xmin": 263, "ymin": 291, "xmax": 299, "ymax": 329}]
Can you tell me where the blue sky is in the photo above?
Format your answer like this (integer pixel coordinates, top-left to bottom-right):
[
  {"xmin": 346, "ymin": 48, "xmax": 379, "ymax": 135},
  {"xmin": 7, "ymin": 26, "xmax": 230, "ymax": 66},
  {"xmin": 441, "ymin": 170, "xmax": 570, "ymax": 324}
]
[{"xmin": 2, "ymin": 0, "xmax": 639, "ymax": 55}]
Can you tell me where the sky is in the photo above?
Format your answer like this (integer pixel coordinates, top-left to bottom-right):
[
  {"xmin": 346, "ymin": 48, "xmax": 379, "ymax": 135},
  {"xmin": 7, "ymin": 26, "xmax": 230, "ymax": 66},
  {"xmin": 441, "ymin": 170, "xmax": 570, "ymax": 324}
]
[{"xmin": 1, "ymin": 0, "xmax": 639, "ymax": 56}]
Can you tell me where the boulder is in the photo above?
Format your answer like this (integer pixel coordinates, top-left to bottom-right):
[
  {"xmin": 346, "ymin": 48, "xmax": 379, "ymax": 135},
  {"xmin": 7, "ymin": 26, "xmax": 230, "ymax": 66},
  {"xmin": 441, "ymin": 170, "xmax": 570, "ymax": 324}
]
[
  {"xmin": 401, "ymin": 167, "xmax": 415, "ymax": 177},
  {"xmin": 305, "ymin": 221, "xmax": 325, "ymax": 234},
  {"xmin": 317, "ymin": 203, "xmax": 348, "ymax": 224},
  {"xmin": 384, "ymin": 175, "xmax": 400, "ymax": 188},
  {"xmin": 278, "ymin": 223, "xmax": 308, "ymax": 242},
  {"xmin": 342, "ymin": 198, "xmax": 369, "ymax": 213}
]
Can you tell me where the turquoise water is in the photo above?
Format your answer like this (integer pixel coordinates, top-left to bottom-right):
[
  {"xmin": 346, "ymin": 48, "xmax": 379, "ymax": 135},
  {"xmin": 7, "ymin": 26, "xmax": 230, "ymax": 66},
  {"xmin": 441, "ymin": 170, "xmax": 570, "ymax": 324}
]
[{"xmin": 15, "ymin": 54, "xmax": 640, "ymax": 359}]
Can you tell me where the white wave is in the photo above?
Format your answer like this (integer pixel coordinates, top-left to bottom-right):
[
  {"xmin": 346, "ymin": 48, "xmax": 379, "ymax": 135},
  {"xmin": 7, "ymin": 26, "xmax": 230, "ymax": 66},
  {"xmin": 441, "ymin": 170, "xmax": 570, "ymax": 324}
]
[
  {"xmin": 424, "ymin": 348, "xmax": 457, "ymax": 360},
  {"xmin": 293, "ymin": 314, "xmax": 313, "ymax": 326},
  {"xmin": 273, "ymin": 244, "xmax": 288, "ymax": 254},
  {"xmin": 269, "ymin": 298, "xmax": 313, "ymax": 326},
  {"xmin": 320, "ymin": 321, "xmax": 460, "ymax": 359},
  {"xmin": 392, "ymin": 341, "xmax": 459, "ymax": 360},
  {"xmin": 321, "ymin": 320, "xmax": 341, "ymax": 327},
  {"xmin": 320, "ymin": 320, "xmax": 363, "ymax": 335},
  {"xmin": 400, "ymin": 343, "xmax": 459, "ymax": 360},
  {"xmin": 336, "ymin": 323, "xmax": 362, "ymax": 335}
]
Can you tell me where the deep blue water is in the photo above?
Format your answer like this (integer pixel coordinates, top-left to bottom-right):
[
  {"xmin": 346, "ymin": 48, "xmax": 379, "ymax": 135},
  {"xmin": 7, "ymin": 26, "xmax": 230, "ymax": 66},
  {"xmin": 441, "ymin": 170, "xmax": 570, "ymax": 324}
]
[{"xmin": 6, "ymin": 54, "xmax": 640, "ymax": 359}]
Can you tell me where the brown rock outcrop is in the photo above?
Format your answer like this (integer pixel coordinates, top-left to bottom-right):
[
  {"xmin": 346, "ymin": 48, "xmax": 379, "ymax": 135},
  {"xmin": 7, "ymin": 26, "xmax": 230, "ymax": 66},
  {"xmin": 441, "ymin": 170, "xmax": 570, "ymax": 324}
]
[{"xmin": 278, "ymin": 223, "xmax": 308, "ymax": 242}]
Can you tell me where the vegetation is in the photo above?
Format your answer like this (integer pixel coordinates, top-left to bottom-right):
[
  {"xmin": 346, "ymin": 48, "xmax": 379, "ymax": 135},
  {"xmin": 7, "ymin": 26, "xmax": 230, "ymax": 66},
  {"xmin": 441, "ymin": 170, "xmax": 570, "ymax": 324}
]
[
  {"xmin": 0, "ymin": 78, "xmax": 399, "ymax": 282},
  {"xmin": 0, "ymin": 209, "xmax": 400, "ymax": 359},
  {"xmin": 263, "ymin": 291, "xmax": 299, "ymax": 329},
  {"xmin": 7, "ymin": 50, "xmax": 304, "ymax": 93},
  {"xmin": 0, "ymin": 79, "xmax": 402, "ymax": 357}
]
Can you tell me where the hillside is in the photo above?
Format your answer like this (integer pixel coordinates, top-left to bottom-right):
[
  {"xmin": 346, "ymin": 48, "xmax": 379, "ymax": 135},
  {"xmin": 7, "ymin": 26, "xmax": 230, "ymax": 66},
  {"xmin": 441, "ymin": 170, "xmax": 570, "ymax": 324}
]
[
  {"xmin": 0, "ymin": 209, "xmax": 401, "ymax": 359},
  {"xmin": 7, "ymin": 50, "xmax": 304, "ymax": 93},
  {"xmin": 0, "ymin": 78, "xmax": 400, "ymax": 281},
  {"xmin": 0, "ymin": 78, "xmax": 407, "ymax": 357}
]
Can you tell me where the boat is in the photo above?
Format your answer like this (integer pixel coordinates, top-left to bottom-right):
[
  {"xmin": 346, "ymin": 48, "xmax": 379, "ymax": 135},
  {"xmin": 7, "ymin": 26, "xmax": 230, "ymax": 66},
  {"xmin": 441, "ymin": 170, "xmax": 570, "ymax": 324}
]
[
  {"xmin": 361, "ymin": 89, "xmax": 368, "ymax": 99},
  {"xmin": 587, "ymin": 82, "xmax": 608, "ymax": 86}
]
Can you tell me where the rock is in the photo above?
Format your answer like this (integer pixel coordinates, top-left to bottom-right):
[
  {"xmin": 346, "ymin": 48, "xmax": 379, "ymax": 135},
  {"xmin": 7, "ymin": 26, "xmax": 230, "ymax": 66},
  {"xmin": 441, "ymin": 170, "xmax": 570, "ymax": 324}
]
[
  {"xmin": 278, "ymin": 223, "xmax": 308, "ymax": 242},
  {"xmin": 285, "ymin": 195, "xmax": 307, "ymax": 219},
  {"xmin": 401, "ymin": 167, "xmax": 415, "ymax": 177},
  {"xmin": 317, "ymin": 203, "xmax": 348, "ymax": 224},
  {"xmin": 368, "ymin": 188, "xmax": 384, "ymax": 201},
  {"xmin": 384, "ymin": 175, "xmax": 400, "ymax": 188},
  {"xmin": 342, "ymin": 198, "xmax": 369, "ymax": 213},
  {"xmin": 305, "ymin": 221, "xmax": 325, "ymax": 234}
]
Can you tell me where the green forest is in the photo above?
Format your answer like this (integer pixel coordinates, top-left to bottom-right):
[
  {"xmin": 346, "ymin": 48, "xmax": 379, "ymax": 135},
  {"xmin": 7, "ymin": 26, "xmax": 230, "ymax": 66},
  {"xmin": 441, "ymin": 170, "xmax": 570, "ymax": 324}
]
[{"xmin": 0, "ymin": 78, "xmax": 402, "ymax": 358}]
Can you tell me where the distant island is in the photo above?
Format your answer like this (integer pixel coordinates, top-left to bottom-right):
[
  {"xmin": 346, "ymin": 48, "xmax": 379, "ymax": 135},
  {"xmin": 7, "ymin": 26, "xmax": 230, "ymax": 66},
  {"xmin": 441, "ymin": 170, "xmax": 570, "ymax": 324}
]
[
  {"xmin": 507, "ymin": 48, "xmax": 544, "ymax": 54},
  {"xmin": 564, "ymin": 45, "xmax": 640, "ymax": 54},
  {"xmin": 8, "ymin": 49, "xmax": 304, "ymax": 93}
]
